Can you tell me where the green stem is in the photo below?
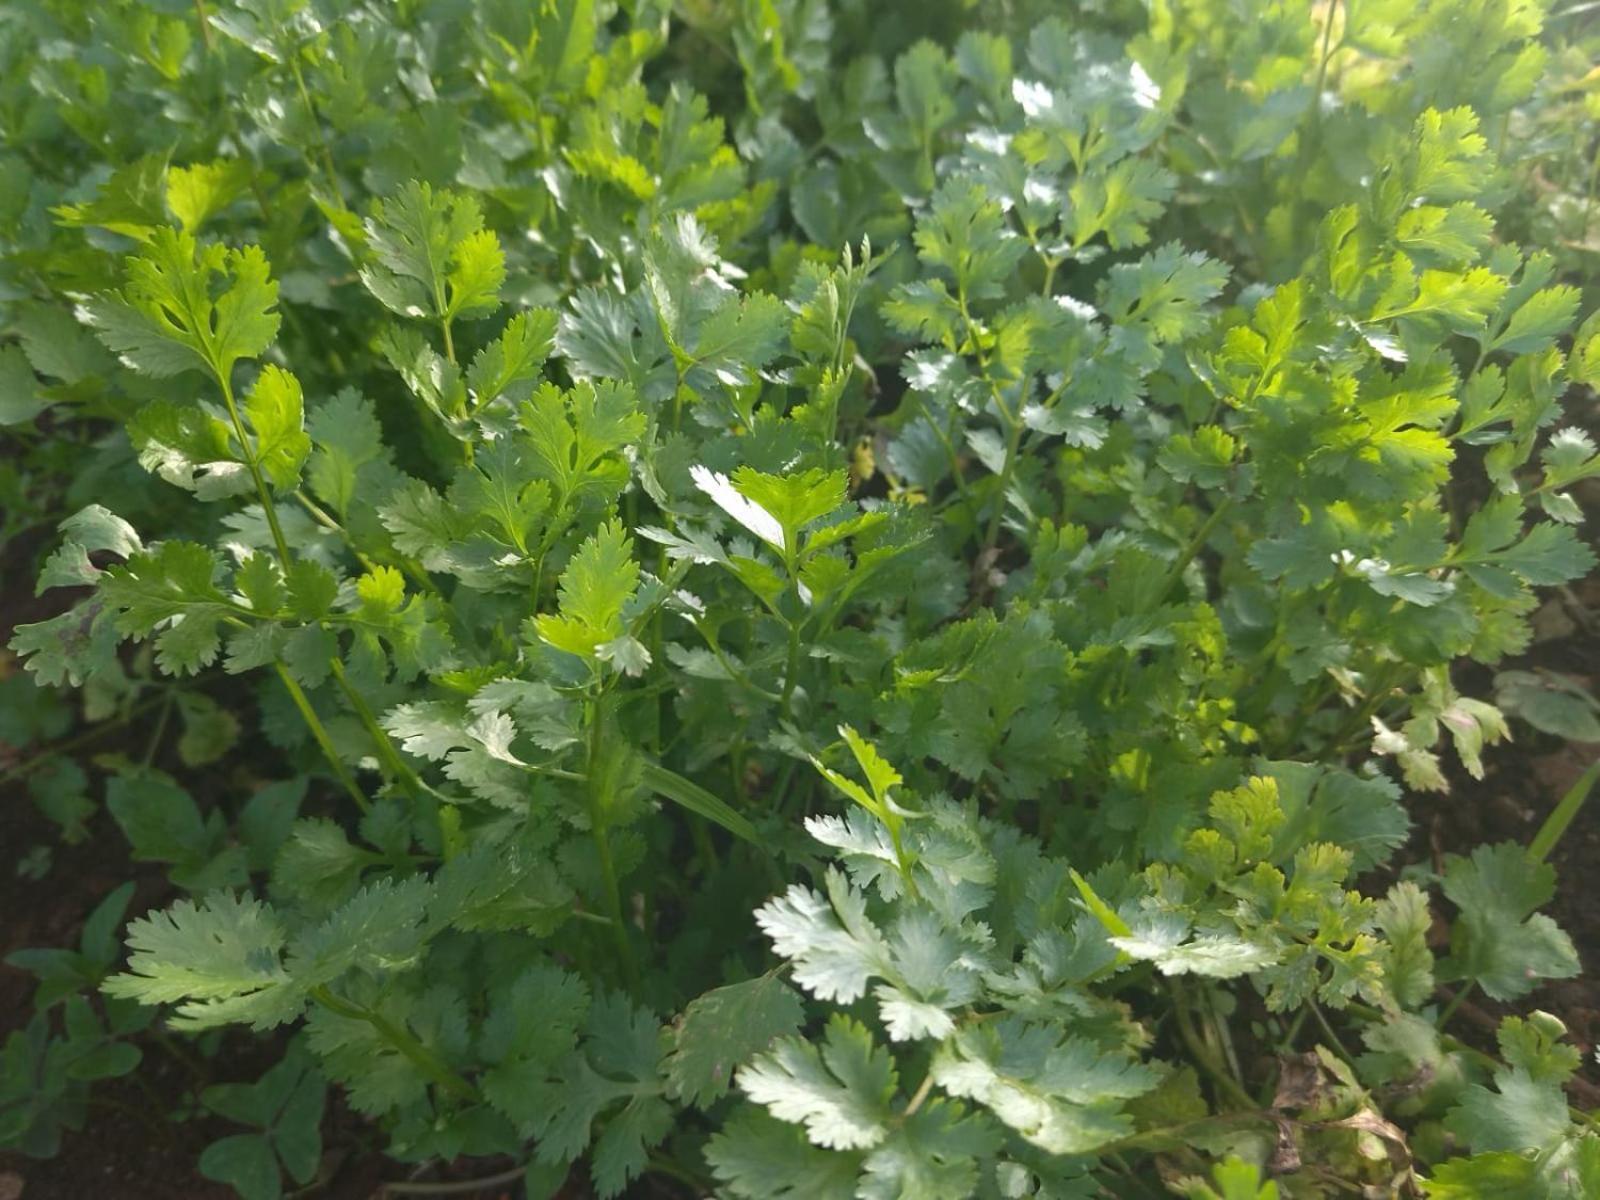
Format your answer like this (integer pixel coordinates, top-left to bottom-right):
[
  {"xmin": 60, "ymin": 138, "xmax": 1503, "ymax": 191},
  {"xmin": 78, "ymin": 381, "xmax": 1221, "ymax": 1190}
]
[
  {"xmin": 1306, "ymin": 996, "xmax": 1354, "ymax": 1062},
  {"xmin": 1436, "ymin": 982, "xmax": 1477, "ymax": 1032},
  {"xmin": 1153, "ymin": 496, "xmax": 1233, "ymax": 608},
  {"xmin": 328, "ymin": 657, "xmax": 425, "ymax": 802},
  {"xmin": 901, "ymin": 1071, "xmax": 937, "ymax": 1119},
  {"xmin": 274, "ymin": 662, "xmax": 369, "ymax": 813},
  {"xmin": 1168, "ymin": 983, "xmax": 1255, "ymax": 1109},
  {"xmin": 979, "ymin": 414, "xmax": 1027, "ymax": 562},
  {"xmin": 780, "ymin": 617, "xmax": 803, "ymax": 717},
  {"xmin": 141, "ymin": 692, "xmax": 175, "ymax": 767},
  {"xmin": 310, "ymin": 986, "xmax": 473, "ymax": 1100},
  {"xmin": 216, "ymin": 373, "xmax": 293, "ymax": 567},
  {"xmin": 286, "ymin": 50, "xmax": 346, "ymax": 210},
  {"xmin": 0, "ymin": 696, "xmax": 165, "ymax": 787},
  {"xmin": 586, "ymin": 692, "xmax": 637, "ymax": 987},
  {"xmin": 380, "ymin": 1166, "xmax": 531, "ymax": 1197},
  {"xmin": 192, "ymin": 0, "xmax": 213, "ymax": 50}
]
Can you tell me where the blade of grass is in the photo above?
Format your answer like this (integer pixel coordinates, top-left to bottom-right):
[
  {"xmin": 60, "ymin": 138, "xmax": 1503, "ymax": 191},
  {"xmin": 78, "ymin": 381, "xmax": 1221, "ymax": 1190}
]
[
  {"xmin": 1528, "ymin": 758, "xmax": 1600, "ymax": 864},
  {"xmin": 640, "ymin": 760, "xmax": 760, "ymax": 845}
]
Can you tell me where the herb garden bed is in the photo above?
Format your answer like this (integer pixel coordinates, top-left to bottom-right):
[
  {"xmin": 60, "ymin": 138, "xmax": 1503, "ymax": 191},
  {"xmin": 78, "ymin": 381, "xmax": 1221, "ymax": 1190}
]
[{"xmin": 4, "ymin": 2, "xmax": 1600, "ymax": 1198}]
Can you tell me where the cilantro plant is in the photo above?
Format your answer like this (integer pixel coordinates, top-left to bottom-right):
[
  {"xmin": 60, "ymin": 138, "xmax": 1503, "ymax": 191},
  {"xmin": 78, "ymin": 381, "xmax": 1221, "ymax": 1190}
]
[{"xmin": 3, "ymin": 1, "xmax": 1598, "ymax": 1197}]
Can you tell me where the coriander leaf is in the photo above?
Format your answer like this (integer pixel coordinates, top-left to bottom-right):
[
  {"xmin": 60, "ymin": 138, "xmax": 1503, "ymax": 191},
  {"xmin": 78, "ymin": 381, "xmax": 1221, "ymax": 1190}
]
[
  {"xmin": 102, "ymin": 894, "xmax": 302, "ymax": 1031},
  {"xmin": 246, "ymin": 366, "xmax": 311, "ymax": 490},
  {"xmin": 534, "ymin": 522, "xmax": 640, "ymax": 661},
  {"xmin": 707, "ymin": 1110, "xmax": 865, "ymax": 1199},
  {"xmin": 1439, "ymin": 843, "xmax": 1580, "ymax": 1000},
  {"xmin": 666, "ymin": 975, "xmax": 804, "ymax": 1108},
  {"xmin": 739, "ymin": 1015, "xmax": 897, "ymax": 1151},
  {"xmin": 79, "ymin": 227, "xmax": 280, "ymax": 380}
]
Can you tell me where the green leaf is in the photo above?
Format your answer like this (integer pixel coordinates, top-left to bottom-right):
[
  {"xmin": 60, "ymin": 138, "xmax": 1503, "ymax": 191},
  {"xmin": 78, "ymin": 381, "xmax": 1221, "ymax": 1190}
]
[
  {"xmin": 166, "ymin": 160, "xmax": 251, "ymax": 233},
  {"xmin": 246, "ymin": 366, "xmax": 311, "ymax": 490},
  {"xmin": 755, "ymin": 869, "xmax": 893, "ymax": 1004},
  {"xmin": 708, "ymin": 1110, "xmax": 865, "ymax": 1199},
  {"xmin": 361, "ymin": 181, "xmax": 503, "ymax": 322},
  {"xmin": 519, "ymin": 380, "xmax": 645, "ymax": 503},
  {"xmin": 740, "ymin": 1015, "xmax": 897, "ymax": 1151},
  {"xmin": 79, "ymin": 227, "xmax": 280, "ymax": 380},
  {"xmin": 1439, "ymin": 843, "xmax": 1580, "ymax": 1000},
  {"xmin": 1494, "ymin": 671, "xmax": 1600, "ymax": 742},
  {"xmin": 666, "ymin": 975, "xmax": 805, "ymax": 1107},
  {"xmin": 1489, "ymin": 284, "xmax": 1581, "ymax": 356},
  {"xmin": 913, "ymin": 178, "xmax": 1027, "ymax": 302},
  {"xmin": 0, "ymin": 344, "xmax": 49, "ymax": 426},
  {"xmin": 535, "ymin": 522, "xmax": 640, "ymax": 661},
  {"xmin": 14, "ymin": 302, "xmax": 112, "ymax": 384},
  {"xmin": 99, "ymin": 541, "xmax": 231, "ymax": 675},
  {"xmin": 639, "ymin": 760, "xmax": 758, "ymax": 844},
  {"xmin": 102, "ymin": 893, "xmax": 302, "ymax": 1030},
  {"xmin": 467, "ymin": 310, "xmax": 558, "ymax": 408},
  {"xmin": 105, "ymin": 772, "xmax": 212, "ymax": 867},
  {"xmin": 1376, "ymin": 882, "xmax": 1435, "ymax": 1008},
  {"xmin": 199, "ymin": 1134, "xmax": 283, "ymax": 1200},
  {"xmin": 930, "ymin": 1017, "xmax": 1156, "ymax": 1154}
]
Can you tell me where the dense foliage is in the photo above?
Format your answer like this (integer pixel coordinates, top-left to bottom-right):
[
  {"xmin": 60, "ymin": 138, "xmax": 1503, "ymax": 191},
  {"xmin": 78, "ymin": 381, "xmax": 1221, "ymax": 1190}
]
[{"xmin": 3, "ymin": 0, "xmax": 1599, "ymax": 1196}]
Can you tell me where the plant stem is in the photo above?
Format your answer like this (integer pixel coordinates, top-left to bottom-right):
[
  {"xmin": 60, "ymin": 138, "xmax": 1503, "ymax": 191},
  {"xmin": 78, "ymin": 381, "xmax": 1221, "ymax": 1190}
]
[
  {"xmin": 274, "ymin": 662, "xmax": 369, "ymax": 813},
  {"xmin": 780, "ymin": 617, "xmax": 803, "ymax": 717},
  {"xmin": 328, "ymin": 657, "xmax": 425, "ymax": 802},
  {"xmin": 586, "ymin": 691, "xmax": 637, "ymax": 987},
  {"xmin": 1168, "ymin": 982, "xmax": 1255, "ymax": 1109},
  {"xmin": 1436, "ymin": 981, "xmax": 1477, "ymax": 1031},
  {"xmin": 192, "ymin": 0, "xmax": 213, "ymax": 50},
  {"xmin": 141, "ymin": 691, "xmax": 175, "ymax": 767},
  {"xmin": 1153, "ymin": 496, "xmax": 1233, "ymax": 608},
  {"xmin": 310, "ymin": 986, "xmax": 474, "ymax": 1100},
  {"xmin": 0, "ymin": 695, "xmax": 165, "ymax": 786},
  {"xmin": 215, "ymin": 372, "xmax": 294, "ymax": 567},
  {"xmin": 902, "ymin": 1070, "xmax": 937, "ymax": 1119},
  {"xmin": 979, "ymin": 414, "xmax": 1027, "ymax": 563},
  {"xmin": 286, "ymin": 50, "xmax": 346, "ymax": 210},
  {"xmin": 379, "ymin": 1165, "xmax": 531, "ymax": 1196}
]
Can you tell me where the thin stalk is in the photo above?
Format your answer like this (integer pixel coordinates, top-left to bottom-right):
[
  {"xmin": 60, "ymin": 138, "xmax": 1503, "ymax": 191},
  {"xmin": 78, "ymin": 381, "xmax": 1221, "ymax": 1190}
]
[
  {"xmin": 310, "ymin": 986, "xmax": 473, "ymax": 1100},
  {"xmin": 979, "ymin": 414, "xmax": 1027, "ymax": 563},
  {"xmin": 275, "ymin": 663, "xmax": 369, "ymax": 813},
  {"xmin": 141, "ymin": 692, "xmax": 175, "ymax": 767},
  {"xmin": 329, "ymin": 657, "xmax": 425, "ymax": 802},
  {"xmin": 286, "ymin": 50, "xmax": 347, "ymax": 210},
  {"xmin": 1328, "ymin": 663, "xmax": 1404, "ymax": 753},
  {"xmin": 1153, "ymin": 496, "xmax": 1234, "ymax": 608},
  {"xmin": 1168, "ymin": 983, "xmax": 1255, "ymax": 1109},
  {"xmin": 380, "ymin": 1165, "xmax": 531, "ymax": 1196},
  {"xmin": 439, "ymin": 315, "xmax": 456, "ymax": 366},
  {"xmin": 1306, "ymin": 997, "xmax": 1354, "ymax": 1063},
  {"xmin": 586, "ymin": 692, "xmax": 637, "ymax": 987},
  {"xmin": 780, "ymin": 617, "xmax": 803, "ymax": 717},
  {"xmin": 1436, "ymin": 982, "xmax": 1476, "ymax": 1031},
  {"xmin": 0, "ymin": 696, "xmax": 165, "ymax": 786},
  {"xmin": 1310, "ymin": 1, "xmax": 1340, "ymax": 112},
  {"xmin": 216, "ymin": 373, "xmax": 293, "ymax": 566},
  {"xmin": 901, "ymin": 1071, "xmax": 937, "ymax": 1119},
  {"xmin": 192, "ymin": 0, "xmax": 213, "ymax": 50}
]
